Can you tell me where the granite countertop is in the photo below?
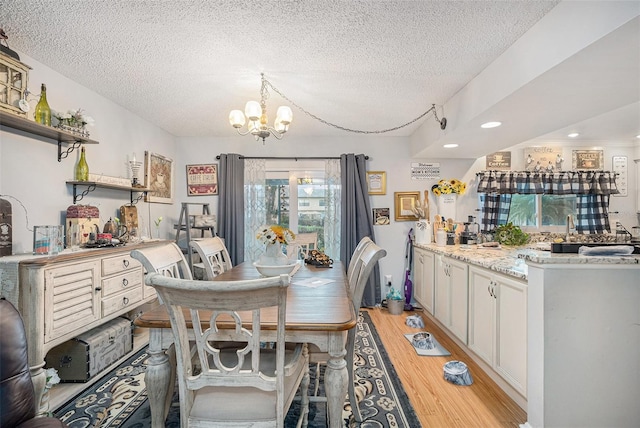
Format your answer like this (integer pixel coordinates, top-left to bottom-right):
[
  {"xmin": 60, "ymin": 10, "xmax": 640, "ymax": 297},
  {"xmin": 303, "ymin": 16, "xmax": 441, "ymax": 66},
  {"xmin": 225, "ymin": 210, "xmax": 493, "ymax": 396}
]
[{"xmin": 414, "ymin": 243, "xmax": 640, "ymax": 281}]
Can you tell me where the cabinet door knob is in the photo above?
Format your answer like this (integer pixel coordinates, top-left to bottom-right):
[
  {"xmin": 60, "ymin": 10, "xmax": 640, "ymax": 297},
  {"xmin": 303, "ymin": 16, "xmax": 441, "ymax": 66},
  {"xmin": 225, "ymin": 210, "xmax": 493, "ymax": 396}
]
[
  {"xmin": 123, "ymin": 297, "xmax": 129, "ymax": 305},
  {"xmin": 122, "ymin": 259, "xmax": 130, "ymax": 268},
  {"xmin": 95, "ymin": 287, "xmax": 102, "ymax": 292},
  {"xmin": 122, "ymin": 278, "xmax": 129, "ymax": 287}
]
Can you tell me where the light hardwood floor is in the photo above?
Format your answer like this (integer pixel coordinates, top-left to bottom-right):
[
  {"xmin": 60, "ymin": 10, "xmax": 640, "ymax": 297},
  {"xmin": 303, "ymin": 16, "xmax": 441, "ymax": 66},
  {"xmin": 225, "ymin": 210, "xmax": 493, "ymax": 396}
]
[{"xmin": 364, "ymin": 307, "xmax": 527, "ymax": 428}]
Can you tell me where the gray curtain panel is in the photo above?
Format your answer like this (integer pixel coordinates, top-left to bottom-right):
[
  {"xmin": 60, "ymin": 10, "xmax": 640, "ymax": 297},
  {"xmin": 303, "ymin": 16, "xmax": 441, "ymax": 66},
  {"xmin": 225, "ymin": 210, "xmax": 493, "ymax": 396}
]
[
  {"xmin": 217, "ymin": 154, "xmax": 245, "ymax": 264},
  {"xmin": 340, "ymin": 153, "xmax": 380, "ymax": 307}
]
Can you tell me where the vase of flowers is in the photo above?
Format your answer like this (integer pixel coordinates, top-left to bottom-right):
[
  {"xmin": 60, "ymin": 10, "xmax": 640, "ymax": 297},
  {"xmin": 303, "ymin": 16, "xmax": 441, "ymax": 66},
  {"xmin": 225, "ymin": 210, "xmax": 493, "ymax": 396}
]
[
  {"xmin": 432, "ymin": 178, "xmax": 466, "ymax": 221},
  {"xmin": 256, "ymin": 225, "xmax": 295, "ymax": 266}
]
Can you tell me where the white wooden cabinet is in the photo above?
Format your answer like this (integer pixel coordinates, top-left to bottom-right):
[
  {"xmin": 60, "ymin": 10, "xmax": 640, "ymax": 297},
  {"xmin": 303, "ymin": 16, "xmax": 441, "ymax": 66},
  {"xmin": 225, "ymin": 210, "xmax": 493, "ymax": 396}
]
[
  {"xmin": 468, "ymin": 265, "xmax": 527, "ymax": 396},
  {"xmin": 413, "ymin": 247, "xmax": 435, "ymax": 314},
  {"xmin": 434, "ymin": 254, "xmax": 468, "ymax": 344},
  {"xmin": 0, "ymin": 242, "xmax": 163, "ymax": 414}
]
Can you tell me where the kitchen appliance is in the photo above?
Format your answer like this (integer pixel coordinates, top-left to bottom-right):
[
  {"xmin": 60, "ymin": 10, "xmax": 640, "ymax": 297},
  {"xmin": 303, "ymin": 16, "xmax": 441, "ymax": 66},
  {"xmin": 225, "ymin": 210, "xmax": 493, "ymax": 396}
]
[{"xmin": 460, "ymin": 215, "xmax": 479, "ymax": 245}]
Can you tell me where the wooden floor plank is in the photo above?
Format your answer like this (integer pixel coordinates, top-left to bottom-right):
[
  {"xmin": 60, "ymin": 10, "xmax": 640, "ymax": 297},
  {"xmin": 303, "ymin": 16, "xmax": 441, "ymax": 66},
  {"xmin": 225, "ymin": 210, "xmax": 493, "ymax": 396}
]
[{"xmin": 364, "ymin": 307, "xmax": 527, "ymax": 427}]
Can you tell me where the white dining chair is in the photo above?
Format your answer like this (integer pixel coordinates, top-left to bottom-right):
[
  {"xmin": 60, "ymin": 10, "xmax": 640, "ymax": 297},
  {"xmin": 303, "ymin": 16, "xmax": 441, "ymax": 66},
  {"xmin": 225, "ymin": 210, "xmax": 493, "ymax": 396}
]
[
  {"xmin": 144, "ymin": 272, "xmax": 310, "ymax": 428},
  {"xmin": 287, "ymin": 232, "xmax": 318, "ymax": 260},
  {"xmin": 130, "ymin": 242, "xmax": 193, "ymax": 280},
  {"xmin": 189, "ymin": 236, "xmax": 233, "ymax": 280},
  {"xmin": 346, "ymin": 236, "xmax": 374, "ymax": 292}
]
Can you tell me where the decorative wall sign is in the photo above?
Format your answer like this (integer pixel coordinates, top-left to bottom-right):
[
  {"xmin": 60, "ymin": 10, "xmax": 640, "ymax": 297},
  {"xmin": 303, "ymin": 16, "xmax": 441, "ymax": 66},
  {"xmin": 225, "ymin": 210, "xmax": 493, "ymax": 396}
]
[
  {"xmin": 144, "ymin": 151, "xmax": 174, "ymax": 204},
  {"xmin": 524, "ymin": 146, "xmax": 563, "ymax": 172},
  {"xmin": 372, "ymin": 208, "xmax": 390, "ymax": 225},
  {"xmin": 186, "ymin": 164, "xmax": 218, "ymax": 196},
  {"xmin": 411, "ymin": 162, "xmax": 440, "ymax": 180},
  {"xmin": 366, "ymin": 171, "xmax": 386, "ymax": 195},
  {"xmin": 572, "ymin": 149, "xmax": 604, "ymax": 170},
  {"xmin": 486, "ymin": 151, "xmax": 511, "ymax": 170},
  {"xmin": 612, "ymin": 156, "xmax": 627, "ymax": 197}
]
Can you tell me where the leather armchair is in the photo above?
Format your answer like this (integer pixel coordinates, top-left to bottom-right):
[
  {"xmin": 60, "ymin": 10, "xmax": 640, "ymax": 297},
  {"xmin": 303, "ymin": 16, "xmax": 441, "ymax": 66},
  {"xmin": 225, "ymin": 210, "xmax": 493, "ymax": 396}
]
[{"xmin": 0, "ymin": 298, "xmax": 67, "ymax": 428}]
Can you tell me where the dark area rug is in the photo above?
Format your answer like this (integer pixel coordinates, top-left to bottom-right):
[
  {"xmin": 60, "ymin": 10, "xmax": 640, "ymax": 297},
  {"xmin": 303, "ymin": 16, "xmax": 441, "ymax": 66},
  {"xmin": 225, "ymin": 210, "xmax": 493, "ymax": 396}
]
[{"xmin": 55, "ymin": 311, "xmax": 421, "ymax": 427}]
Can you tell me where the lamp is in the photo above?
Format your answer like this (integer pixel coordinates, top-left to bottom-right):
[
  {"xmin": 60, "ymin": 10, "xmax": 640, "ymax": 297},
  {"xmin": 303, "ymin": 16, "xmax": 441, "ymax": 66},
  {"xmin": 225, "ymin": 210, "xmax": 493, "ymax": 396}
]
[{"xmin": 229, "ymin": 73, "xmax": 292, "ymax": 144}]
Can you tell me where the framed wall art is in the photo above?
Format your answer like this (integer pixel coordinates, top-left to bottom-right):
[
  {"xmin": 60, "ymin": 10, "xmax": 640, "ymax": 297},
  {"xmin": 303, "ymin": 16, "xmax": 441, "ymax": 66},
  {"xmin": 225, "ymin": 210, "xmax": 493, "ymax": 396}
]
[
  {"xmin": 524, "ymin": 146, "xmax": 564, "ymax": 172},
  {"xmin": 186, "ymin": 163, "xmax": 218, "ymax": 196},
  {"xmin": 394, "ymin": 191, "xmax": 420, "ymax": 221},
  {"xmin": 486, "ymin": 151, "xmax": 511, "ymax": 170},
  {"xmin": 144, "ymin": 151, "xmax": 174, "ymax": 204},
  {"xmin": 372, "ymin": 208, "xmax": 390, "ymax": 225},
  {"xmin": 572, "ymin": 149, "xmax": 604, "ymax": 170},
  {"xmin": 366, "ymin": 171, "xmax": 386, "ymax": 195}
]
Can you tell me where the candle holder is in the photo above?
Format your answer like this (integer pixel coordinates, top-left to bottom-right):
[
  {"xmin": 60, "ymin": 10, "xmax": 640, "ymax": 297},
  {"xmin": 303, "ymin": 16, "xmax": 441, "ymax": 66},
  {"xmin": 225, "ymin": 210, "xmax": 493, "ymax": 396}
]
[{"xmin": 128, "ymin": 160, "xmax": 143, "ymax": 187}]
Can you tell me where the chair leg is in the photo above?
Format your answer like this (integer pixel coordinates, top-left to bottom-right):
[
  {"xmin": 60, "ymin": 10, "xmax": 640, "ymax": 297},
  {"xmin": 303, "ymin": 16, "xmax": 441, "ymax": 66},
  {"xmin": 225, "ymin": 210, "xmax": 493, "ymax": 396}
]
[
  {"xmin": 297, "ymin": 344, "xmax": 310, "ymax": 428},
  {"xmin": 313, "ymin": 362, "xmax": 321, "ymax": 397}
]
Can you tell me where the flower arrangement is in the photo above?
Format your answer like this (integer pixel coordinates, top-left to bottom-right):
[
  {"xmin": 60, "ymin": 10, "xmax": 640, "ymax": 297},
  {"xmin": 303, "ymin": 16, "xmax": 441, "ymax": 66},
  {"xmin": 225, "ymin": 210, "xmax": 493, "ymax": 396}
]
[
  {"xmin": 154, "ymin": 216, "xmax": 163, "ymax": 227},
  {"xmin": 53, "ymin": 108, "xmax": 94, "ymax": 137},
  {"xmin": 431, "ymin": 178, "xmax": 467, "ymax": 196},
  {"xmin": 256, "ymin": 225, "xmax": 295, "ymax": 245},
  {"xmin": 45, "ymin": 368, "xmax": 60, "ymax": 390}
]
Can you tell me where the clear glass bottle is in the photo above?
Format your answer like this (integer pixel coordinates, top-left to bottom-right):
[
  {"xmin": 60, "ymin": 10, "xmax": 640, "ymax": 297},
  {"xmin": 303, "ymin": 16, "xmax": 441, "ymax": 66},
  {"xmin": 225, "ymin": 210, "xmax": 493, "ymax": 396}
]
[
  {"xmin": 75, "ymin": 146, "xmax": 89, "ymax": 181},
  {"xmin": 34, "ymin": 83, "xmax": 51, "ymax": 126}
]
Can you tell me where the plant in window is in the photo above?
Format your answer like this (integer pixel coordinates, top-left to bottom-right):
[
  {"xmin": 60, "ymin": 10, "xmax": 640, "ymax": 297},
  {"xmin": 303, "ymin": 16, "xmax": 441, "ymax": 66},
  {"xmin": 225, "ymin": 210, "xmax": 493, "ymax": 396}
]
[{"xmin": 431, "ymin": 178, "xmax": 466, "ymax": 196}]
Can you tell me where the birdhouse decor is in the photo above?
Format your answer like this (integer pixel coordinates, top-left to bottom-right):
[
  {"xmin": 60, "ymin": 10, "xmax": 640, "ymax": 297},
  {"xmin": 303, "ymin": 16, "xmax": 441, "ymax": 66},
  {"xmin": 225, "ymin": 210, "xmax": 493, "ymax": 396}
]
[{"xmin": 0, "ymin": 29, "xmax": 32, "ymax": 117}]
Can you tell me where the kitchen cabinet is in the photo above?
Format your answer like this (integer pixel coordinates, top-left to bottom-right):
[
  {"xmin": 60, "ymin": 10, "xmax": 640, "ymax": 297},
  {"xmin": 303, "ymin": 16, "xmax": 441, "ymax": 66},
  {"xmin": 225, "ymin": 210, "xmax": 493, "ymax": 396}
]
[
  {"xmin": 434, "ymin": 254, "xmax": 468, "ymax": 344},
  {"xmin": 468, "ymin": 265, "xmax": 527, "ymax": 397},
  {"xmin": 413, "ymin": 247, "xmax": 435, "ymax": 314}
]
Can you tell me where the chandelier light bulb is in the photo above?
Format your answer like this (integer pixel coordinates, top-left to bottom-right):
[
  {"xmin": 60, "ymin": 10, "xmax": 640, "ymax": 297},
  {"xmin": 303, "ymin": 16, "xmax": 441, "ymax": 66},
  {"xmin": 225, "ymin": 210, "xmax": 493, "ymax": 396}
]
[
  {"xmin": 229, "ymin": 110, "xmax": 245, "ymax": 128},
  {"xmin": 245, "ymin": 101, "xmax": 261, "ymax": 121},
  {"xmin": 276, "ymin": 106, "xmax": 293, "ymax": 125}
]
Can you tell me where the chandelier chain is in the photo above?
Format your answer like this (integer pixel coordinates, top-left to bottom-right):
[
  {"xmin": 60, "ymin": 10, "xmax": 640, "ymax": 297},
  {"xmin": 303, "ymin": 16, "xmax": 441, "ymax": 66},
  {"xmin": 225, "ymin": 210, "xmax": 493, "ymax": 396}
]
[{"xmin": 263, "ymin": 77, "xmax": 440, "ymax": 134}]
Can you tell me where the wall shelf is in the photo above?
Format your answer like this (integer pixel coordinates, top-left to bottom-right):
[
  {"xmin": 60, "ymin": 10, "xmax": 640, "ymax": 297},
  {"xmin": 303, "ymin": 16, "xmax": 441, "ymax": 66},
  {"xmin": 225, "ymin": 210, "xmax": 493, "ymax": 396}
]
[
  {"xmin": 0, "ymin": 110, "xmax": 99, "ymax": 161},
  {"xmin": 66, "ymin": 181, "xmax": 149, "ymax": 204}
]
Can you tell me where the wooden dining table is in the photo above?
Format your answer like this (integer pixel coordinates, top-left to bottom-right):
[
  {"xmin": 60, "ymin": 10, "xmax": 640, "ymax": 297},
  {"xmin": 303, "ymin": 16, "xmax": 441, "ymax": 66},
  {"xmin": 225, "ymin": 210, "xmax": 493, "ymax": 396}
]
[{"xmin": 134, "ymin": 260, "xmax": 357, "ymax": 428}]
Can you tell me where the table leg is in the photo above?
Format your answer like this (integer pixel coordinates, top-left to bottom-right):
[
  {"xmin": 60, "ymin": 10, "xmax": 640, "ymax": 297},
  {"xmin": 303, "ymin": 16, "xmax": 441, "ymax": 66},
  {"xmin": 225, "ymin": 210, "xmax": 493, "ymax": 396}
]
[
  {"xmin": 146, "ymin": 328, "xmax": 173, "ymax": 428},
  {"xmin": 325, "ymin": 331, "xmax": 348, "ymax": 428}
]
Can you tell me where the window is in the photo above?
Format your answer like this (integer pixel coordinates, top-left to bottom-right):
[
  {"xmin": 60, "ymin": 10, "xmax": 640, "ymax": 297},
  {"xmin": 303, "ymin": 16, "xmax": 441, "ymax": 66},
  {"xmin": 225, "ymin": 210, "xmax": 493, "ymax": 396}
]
[{"xmin": 508, "ymin": 194, "xmax": 576, "ymax": 230}]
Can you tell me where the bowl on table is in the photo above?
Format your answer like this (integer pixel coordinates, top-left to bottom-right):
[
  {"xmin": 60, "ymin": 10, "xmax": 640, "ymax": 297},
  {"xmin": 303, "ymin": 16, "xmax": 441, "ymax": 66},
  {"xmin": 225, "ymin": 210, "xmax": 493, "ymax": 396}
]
[{"xmin": 253, "ymin": 261, "xmax": 299, "ymax": 277}]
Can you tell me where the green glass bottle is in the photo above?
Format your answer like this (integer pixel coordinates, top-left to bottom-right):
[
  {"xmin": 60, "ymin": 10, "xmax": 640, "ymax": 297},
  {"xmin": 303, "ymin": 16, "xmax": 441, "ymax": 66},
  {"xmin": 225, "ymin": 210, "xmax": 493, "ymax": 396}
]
[
  {"xmin": 34, "ymin": 83, "xmax": 51, "ymax": 126},
  {"xmin": 75, "ymin": 146, "xmax": 89, "ymax": 181}
]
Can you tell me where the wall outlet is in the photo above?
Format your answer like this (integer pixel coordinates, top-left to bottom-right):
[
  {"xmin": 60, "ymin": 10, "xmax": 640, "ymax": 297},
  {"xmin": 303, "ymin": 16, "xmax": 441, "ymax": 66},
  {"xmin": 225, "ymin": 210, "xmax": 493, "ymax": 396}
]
[{"xmin": 384, "ymin": 274, "xmax": 392, "ymax": 286}]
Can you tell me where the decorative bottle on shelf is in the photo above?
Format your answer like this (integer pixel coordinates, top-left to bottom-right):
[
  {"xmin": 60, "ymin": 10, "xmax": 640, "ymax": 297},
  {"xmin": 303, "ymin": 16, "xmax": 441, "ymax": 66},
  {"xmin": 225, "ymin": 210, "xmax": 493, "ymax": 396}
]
[
  {"xmin": 34, "ymin": 83, "xmax": 51, "ymax": 126},
  {"xmin": 75, "ymin": 146, "xmax": 89, "ymax": 181}
]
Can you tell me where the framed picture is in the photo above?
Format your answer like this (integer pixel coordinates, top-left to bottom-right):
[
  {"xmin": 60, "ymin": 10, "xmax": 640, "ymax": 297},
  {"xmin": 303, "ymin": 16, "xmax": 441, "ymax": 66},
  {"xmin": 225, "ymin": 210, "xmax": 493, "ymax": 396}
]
[
  {"xmin": 486, "ymin": 151, "xmax": 511, "ymax": 170},
  {"xmin": 366, "ymin": 171, "xmax": 386, "ymax": 195},
  {"xmin": 524, "ymin": 146, "xmax": 563, "ymax": 172},
  {"xmin": 186, "ymin": 164, "xmax": 218, "ymax": 196},
  {"xmin": 394, "ymin": 191, "xmax": 420, "ymax": 221},
  {"xmin": 572, "ymin": 150, "xmax": 604, "ymax": 170},
  {"xmin": 372, "ymin": 208, "xmax": 390, "ymax": 225},
  {"xmin": 144, "ymin": 151, "xmax": 174, "ymax": 204}
]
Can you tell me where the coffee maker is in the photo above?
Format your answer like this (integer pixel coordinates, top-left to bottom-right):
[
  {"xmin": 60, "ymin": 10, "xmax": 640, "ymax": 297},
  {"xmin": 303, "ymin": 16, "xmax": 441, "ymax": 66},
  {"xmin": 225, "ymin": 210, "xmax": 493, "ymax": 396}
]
[{"xmin": 460, "ymin": 215, "xmax": 479, "ymax": 245}]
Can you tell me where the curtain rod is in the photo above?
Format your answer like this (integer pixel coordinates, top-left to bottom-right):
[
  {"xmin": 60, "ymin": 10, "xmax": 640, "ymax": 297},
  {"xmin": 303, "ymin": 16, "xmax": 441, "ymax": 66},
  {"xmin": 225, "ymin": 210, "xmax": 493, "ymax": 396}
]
[{"xmin": 215, "ymin": 155, "xmax": 369, "ymax": 160}]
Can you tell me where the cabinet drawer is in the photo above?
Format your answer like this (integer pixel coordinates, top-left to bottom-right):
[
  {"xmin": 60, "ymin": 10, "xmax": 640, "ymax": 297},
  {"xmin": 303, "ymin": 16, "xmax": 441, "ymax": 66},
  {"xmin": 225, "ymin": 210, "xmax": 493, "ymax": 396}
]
[
  {"xmin": 102, "ymin": 269, "xmax": 142, "ymax": 297},
  {"xmin": 102, "ymin": 254, "xmax": 140, "ymax": 276},
  {"xmin": 102, "ymin": 288, "xmax": 142, "ymax": 317}
]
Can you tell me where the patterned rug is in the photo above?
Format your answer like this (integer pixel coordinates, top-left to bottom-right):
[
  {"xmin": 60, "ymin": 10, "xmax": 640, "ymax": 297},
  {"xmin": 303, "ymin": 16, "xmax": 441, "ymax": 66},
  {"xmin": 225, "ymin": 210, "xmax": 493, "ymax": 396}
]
[{"xmin": 55, "ymin": 311, "xmax": 421, "ymax": 427}]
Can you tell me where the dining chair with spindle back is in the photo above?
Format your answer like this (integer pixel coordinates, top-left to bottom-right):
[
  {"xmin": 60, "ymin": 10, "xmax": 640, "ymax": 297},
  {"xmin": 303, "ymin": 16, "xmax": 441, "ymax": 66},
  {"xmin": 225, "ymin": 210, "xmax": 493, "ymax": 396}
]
[
  {"xmin": 287, "ymin": 232, "xmax": 318, "ymax": 260},
  {"xmin": 130, "ymin": 242, "xmax": 193, "ymax": 280},
  {"xmin": 189, "ymin": 237, "xmax": 233, "ymax": 280}
]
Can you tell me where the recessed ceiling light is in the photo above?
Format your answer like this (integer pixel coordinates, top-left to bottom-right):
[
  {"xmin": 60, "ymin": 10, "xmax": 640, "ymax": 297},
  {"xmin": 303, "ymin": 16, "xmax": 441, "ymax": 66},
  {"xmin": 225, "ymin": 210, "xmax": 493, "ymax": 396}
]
[
  {"xmin": 480, "ymin": 121, "xmax": 501, "ymax": 129},
  {"xmin": 567, "ymin": 132, "xmax": 580, "ymax": 138},
  {"xmin": 636, "ymin": 134, "xmax": 640, "ymax": 139},
  {"xmin": 443, "ymin": 143, "xmax": 458, "ymax": 148}
]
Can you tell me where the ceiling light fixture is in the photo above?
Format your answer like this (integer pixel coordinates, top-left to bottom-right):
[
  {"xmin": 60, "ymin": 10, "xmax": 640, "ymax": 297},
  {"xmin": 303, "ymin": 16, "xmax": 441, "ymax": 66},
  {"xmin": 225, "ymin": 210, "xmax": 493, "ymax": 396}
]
[
  {"xmin": 480, "ymin": 121, "xmax": 502, "ymax": 129},
  {"xmin": 443, "ymin": 143, "xmax": 458, "ymax": 148},
  {"xmin": 568, "ymin": 132, "xmax": 580, "ymax": 138},
  {"xmin": 229, "ymin": 73, "xmax": 447, "ymax": 142},
  {"xmin": 229, "ymin": 73, "xmax": 292, "ymax": 144}
]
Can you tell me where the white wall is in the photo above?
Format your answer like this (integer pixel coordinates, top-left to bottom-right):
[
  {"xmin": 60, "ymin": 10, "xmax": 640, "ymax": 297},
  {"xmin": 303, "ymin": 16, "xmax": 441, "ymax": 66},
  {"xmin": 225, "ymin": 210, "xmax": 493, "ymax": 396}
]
[{"xmin": 0, "ymin": 52, "xmax": 176, "ymax": 254}]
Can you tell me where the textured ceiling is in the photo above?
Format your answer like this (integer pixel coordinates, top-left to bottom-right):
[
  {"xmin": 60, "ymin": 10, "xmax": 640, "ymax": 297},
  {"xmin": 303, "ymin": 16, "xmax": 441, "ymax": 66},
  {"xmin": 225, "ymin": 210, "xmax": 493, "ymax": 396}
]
[{"xmin": 1, "ymin": 0, "xmax": 562, "ymax": 141}]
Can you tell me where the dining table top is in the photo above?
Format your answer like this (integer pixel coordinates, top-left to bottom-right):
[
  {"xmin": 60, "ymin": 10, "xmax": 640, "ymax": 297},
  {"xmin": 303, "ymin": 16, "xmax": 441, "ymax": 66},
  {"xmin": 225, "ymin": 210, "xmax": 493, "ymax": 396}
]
[{"xmin": 134, "ymin": 260, "xmax": 357, "ymax": 332}]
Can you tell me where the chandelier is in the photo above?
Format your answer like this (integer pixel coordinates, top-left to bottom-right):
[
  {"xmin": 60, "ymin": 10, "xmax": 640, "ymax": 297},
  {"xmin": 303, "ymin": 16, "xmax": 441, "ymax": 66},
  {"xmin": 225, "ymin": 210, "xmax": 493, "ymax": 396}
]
[
  {"xmin": 229, "ymin": 73, "xmax": 292, "ymax": 143},
  {"xmin": 229, "ymin": 73, "xmax": 448, "ymax": 143}
]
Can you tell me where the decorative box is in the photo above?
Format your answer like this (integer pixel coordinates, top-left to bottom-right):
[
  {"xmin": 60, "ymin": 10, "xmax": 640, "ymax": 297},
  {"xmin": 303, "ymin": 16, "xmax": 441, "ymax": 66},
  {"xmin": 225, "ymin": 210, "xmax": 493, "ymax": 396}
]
[
  {"xmin": 0, "ymin": 50, "xmax": 31, "ymax": 117},
  {"xmin": 65, "ymin": 205, "xmax": 100, "ymax": 246},
  {"xmin": 32, "ymin": 225, "xmax": 63, "ymax": 255},
  {"xmin": 44, "ymin": 317, "xmax": 133, "ymax": 383}
]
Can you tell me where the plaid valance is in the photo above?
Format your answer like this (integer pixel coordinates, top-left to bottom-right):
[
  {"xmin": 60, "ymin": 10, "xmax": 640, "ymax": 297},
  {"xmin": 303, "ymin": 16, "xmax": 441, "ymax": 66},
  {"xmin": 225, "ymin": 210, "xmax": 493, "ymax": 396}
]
[{"xmin": 476, "ymin": 170, "xmax": 619, "ymax": 195}]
